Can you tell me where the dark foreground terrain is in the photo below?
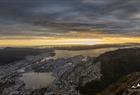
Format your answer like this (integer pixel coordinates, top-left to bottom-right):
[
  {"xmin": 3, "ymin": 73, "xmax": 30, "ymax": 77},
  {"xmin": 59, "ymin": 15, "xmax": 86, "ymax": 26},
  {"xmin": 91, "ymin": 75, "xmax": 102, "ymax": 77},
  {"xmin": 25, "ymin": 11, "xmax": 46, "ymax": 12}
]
[
  {"xmin": 99, "ymin": 72, "xmax": 140, "ymax": 95},
  {"xmin": 0, "ymin": 47, "xmax": 139, "ymax": 95},
  {"xmin": 79, "ymin": 48, "xmax": 140, "ymax": 95}
]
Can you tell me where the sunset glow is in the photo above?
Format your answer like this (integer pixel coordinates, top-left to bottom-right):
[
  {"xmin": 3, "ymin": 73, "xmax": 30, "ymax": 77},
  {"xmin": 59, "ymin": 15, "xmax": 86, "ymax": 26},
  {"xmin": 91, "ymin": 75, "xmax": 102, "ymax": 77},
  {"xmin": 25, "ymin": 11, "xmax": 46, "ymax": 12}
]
[{"xmin": 0, "ymin": 36, "xmax": 140, "ymax": 47}]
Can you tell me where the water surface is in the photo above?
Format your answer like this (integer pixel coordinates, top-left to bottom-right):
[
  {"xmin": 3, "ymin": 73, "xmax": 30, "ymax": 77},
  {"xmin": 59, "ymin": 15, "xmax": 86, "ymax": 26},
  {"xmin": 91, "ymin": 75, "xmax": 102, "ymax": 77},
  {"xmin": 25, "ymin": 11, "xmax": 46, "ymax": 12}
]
[
  {"xmin": 21, "ymin": 72, "xmax": 55, "ymax": 89},
  {"xmin": 54, "ymin": 48, "xmax": 118, "ymax": 58}
]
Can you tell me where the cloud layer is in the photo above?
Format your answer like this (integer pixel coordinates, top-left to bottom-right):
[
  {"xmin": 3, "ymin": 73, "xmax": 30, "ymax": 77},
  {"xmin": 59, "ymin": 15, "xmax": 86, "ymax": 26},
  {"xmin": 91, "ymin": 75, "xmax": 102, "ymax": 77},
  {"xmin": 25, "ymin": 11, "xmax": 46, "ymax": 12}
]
[{"xmin": 0, "ymin": 0, "xmax": 140, "ymax": 36}]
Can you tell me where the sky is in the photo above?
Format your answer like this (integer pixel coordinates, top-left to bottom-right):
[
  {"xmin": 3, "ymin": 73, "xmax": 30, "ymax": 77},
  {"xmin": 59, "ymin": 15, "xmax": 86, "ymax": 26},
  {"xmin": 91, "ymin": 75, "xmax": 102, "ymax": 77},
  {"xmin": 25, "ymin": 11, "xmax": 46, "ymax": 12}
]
[{"xmin": 0, "ymin": 0, "xmax": 140, "ymax": 46}]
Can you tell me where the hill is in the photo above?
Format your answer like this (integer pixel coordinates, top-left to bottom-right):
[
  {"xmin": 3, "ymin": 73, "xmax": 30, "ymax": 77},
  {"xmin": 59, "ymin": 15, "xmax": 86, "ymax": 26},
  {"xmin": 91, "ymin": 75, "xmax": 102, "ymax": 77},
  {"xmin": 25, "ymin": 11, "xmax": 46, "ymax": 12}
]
[{"xmin": 79, "ymin": 48, "xmax": 140, "ymax": 95}]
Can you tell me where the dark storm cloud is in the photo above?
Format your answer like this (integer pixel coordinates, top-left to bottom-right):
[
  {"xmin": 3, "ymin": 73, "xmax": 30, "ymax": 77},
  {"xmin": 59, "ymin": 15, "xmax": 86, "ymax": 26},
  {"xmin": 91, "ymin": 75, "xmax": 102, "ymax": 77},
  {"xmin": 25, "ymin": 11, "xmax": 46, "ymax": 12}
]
[{"xmin": 0, "ymin": 0, "xmax": 140, "ymax": 35}]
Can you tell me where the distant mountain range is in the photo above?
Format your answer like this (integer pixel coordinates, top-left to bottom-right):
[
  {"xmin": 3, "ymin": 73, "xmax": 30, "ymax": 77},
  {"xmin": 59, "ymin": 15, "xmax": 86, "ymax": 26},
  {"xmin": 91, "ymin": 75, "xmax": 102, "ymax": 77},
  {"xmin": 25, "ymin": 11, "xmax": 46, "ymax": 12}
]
[{"xmin": 0, "ymin": 47, "xmax": 54, "ymax": 65}]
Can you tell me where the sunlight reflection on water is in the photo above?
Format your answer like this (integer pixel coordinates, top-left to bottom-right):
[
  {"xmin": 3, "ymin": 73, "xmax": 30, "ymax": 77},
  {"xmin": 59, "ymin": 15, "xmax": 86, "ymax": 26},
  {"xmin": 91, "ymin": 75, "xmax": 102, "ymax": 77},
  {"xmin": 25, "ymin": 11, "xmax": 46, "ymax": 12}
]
[{"xmin": 54, "ymin": 48, "xmax": 118, "ymax": 58}]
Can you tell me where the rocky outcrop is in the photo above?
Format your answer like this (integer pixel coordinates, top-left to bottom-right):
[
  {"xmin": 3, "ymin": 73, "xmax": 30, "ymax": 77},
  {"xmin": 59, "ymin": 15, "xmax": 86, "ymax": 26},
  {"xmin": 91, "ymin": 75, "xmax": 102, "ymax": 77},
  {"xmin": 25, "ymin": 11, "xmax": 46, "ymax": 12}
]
[
  {"xmin": 96, "ymin": 48, "xmax": 140, "ymax": 86},
  {"xmin": 79, "ymin": 48, "xmax": 140, "ymax": 95},
  {"xmin": 45, "ymin": 60, "xmax": 101, "ymax": 95},
  {"xmin": 98, "ymin": 72, "xmax": 140, "ymax": 95}
]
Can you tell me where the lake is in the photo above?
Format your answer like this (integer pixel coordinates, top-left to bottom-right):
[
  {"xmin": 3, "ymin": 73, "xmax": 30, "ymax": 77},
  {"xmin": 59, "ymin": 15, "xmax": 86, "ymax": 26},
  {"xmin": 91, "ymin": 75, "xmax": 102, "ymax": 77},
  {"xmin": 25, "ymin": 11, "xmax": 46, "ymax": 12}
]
[{"xmin": 21, "ymin": 72, "xmax": 55, "ymax": 89}]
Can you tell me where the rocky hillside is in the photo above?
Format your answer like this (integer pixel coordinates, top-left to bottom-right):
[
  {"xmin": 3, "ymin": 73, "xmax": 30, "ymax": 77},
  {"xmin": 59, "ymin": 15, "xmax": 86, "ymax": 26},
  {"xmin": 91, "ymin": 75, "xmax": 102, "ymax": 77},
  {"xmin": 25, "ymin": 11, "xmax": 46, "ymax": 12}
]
[
  {"xmin": 0, "ymin": 54, "xmax": 101, "ymax": 95},
  {"xmin": 0, "ymin": 47, "xmax": 140, "ymax": 95},
  {"xmin": 96, "ymin": 48, "xmax": 140, "ymax": 82},
  {"xmin": 98, "ymin": 72, "xmax": 140, "ymax": 95},
  {"xmin": 79, "ymin": 48, "xmax": 140, "ymax": 95}
]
